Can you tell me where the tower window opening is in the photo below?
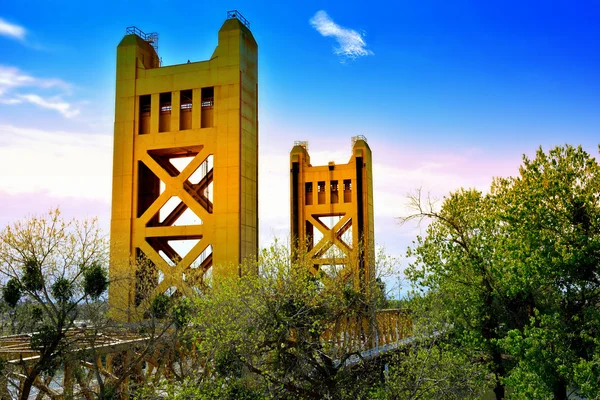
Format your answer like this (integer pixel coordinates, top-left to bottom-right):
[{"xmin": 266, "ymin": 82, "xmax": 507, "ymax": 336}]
[
  {"xmin": 180, "ymin": 90, "xmax": 193, "ymax": 130},
  {"xmin": 305, "ymin": 182, "xmax": 313, "ymax": 205},
  {"xmin": 317, "ymin": 181, "xmax": 326, "ymax": 204},
  {"xmin": 160, "ymin": 93, "xmax": 172, "ymax": 112},
  {"xmin": 330, "ymin": 180, "xmax": 339, "ymax": 204},
  {"xmin": 159, "ymin": 92, "xmax": 172, "ymax": 132},
  {"xmin": 343, "ymin": 179, "xmax": 352, "ymax": 203},
  {"xmin": 201, "ymin": 87, "xmax": 214, "ymax": 107},
  {"xmin": 201, "ymin": 87, "xmax": 214, "ymax": 128},
  {"xmin": 139, "ymin": 95, "xmax": 151, "ymax": 135}
]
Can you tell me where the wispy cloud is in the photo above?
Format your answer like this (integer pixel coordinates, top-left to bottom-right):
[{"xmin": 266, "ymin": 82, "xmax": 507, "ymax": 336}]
[
  {"xmin": 309, "ymin": 10, "xmax": 373, "ymax": 61},
  {"xmin": 0, "ymin": 65, "xmax": 78, "ymax": 118},
  {"xmin": 0, "ymin": 66, "xmax": 72, "ymax": 93},
  {"xmin": 17, "ymin": 94, "xmax": 80, "ymax": 118},
  {"xmin": 0, "ymin": 98, "xmax": 22, "ymax": 105},
  {"xmin": 0, "ymin": 17, "xmax": 26, "ymax": 41}
]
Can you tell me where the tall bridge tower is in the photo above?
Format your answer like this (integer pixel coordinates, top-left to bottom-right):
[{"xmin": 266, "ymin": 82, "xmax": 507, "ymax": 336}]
[
  {"xmin": 290, "ymin": 137, "xmax": 375, "ymax": 291},
  {"xmin": 109, "ymin": 12, "xmax": 258, "ymax": 319}
]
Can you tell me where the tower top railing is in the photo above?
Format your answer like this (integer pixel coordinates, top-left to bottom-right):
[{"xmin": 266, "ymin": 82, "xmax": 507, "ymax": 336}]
[
  {"xmin": 227, "ymin": 10, "xmax": 250, "ymax": 28},
  {"xmin": 126, "ymin": 26, "xmax": 159, "ymax": 52},
  {"xmin": 351, "ymin": 135, "xmax": 368, "ymax": 146},
  {"xmin": 294, "ymin": 141, "xmax": 309, "ymax": 150}
]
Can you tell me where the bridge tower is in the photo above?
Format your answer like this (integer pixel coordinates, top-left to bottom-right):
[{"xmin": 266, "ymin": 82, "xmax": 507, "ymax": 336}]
[
  {"xmin": 109, "ymin": 11, "xmax": 258, "ymax": 319},
  {"xmin": 290, "ymin": 137, "xmax": 375, "ymax": 291}
]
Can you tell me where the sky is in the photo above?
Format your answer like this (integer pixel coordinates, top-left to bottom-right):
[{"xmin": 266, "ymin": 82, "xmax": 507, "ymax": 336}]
[{"xmin": 0, "ymin": 1, "xmax": 599, "ymax": 294}]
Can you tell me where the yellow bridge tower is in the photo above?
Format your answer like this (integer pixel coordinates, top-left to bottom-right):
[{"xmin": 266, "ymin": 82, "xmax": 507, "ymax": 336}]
[
  {"xmin": 109, "ymin": 11, "xmax": 258, "ymax": 319},
  {"xmin": 290, "ymin": 137, "xmax": 375, "ymax": 291}
]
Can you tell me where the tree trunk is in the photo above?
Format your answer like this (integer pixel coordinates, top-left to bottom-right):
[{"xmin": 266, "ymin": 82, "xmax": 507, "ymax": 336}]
[
  {"xmin": 482, "ymin": 288, "xmax": 505, "ymax": 400},
  {"xmin": 19, "ymin": 368, "xmax": 38, "ymax": 400},
  {"xmin": 493, "ymin": 381, "xmax": 505, "ymax": 400},
  {"xmin": 554, "ymin": 381, "xmax": 567, "ymax": 400},
  {"xmin": 19, "ymin": 333, "xmax": 62, "ymax": 400},
  {"xmin": 492, "ymin": 350, "xmax": 506, "ymax": 399}
]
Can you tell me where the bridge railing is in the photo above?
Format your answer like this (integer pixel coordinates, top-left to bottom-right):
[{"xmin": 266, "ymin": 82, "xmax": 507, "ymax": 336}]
[
  {"xmin": 375, "ymin": 308, "xmax": 413, "ymax": 347},
  {"xmin": 322, "ymin": 308, "xmax": 412, "ymax": 358},
  {"xmin": 0, "ymin": 309, "xmax": 413, "ymax": 397}
]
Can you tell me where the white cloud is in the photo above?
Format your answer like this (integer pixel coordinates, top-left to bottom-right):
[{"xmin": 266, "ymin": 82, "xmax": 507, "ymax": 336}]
[
  {"xmin": 0, "ymin": 17, "xmax": 26, "ymax": 41},
  {"xmin": 0, "ymin": 124, "xmax": 112, "ymax": 201},
  {"xmin": 309, "ymin": 10, "xmax": 373, "ymax": 60},
  {"xmin": 0, "ymin": 98, "xmax": 22, "ymax": 105},
  {"xmin": 0, "ymin": 65, "xmax": 72, "ymax": 92},
  {"xmin": 0, "ymin": 65, "xmax": 78, "ymax": 118},
  {"xmin": 18, "ymin": 94, "xmax": 80, "ymax": 118}
]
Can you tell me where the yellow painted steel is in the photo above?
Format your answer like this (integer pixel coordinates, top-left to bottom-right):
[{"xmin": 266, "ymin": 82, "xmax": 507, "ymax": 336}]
[
  {"xmin": 109, "ymin": 16, "xmax": 258, "ymax": 320},
  {"xmin": 290, "ymin": 138, "xmax": 375, "ymax": 291}
]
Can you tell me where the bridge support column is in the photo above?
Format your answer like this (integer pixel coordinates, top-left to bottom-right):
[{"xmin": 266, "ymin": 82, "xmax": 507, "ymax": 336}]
[{"xmin": 109, "ymin": 14, "xmax": 258, "ymax": 320}]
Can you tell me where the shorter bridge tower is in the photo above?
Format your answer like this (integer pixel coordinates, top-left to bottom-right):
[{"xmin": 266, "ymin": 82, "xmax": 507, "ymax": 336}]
[{"xmin": 290, "ymin": 137, "xmax": 375, "ymax": 290}]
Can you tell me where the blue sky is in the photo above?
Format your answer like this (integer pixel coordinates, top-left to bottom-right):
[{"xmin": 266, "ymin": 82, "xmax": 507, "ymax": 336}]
[{"xmin": 0, "ymin": 1, "xmax": 599, "ymax": 292}]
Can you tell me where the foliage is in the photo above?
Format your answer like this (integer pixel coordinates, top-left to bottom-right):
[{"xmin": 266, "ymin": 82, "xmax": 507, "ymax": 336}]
[
  {"xmin": 172, "ymin": 296, "xmax": 193, "ymax": 329},
  {"xmin": 384, "ymin": 341, "xmax": 491, "ymax": 400},
  {"xmin": 22, "ymin": 259, "xmax": 44, "ymax": 292},
  {"xmin": 151, "ymin": 292, "xmax": 172, "ymax": 319},
  {"xmin": 137, "ymin": 241, "xmax": 388, "ymax": 400},
  {"xmin": 136, "ymin": 375, "xmax": 266, "ymax": 400},
  {"xmin": 83, "ymin": 261, "xmax": 109, "ymax": 300},
  {"xmin": 2, "ymin": 278, "xmax": 21, "ymax": 308},
  {"xmin": 0, "ymin": 209, "xmax": 110, "ymax": 399},
  {"xmin": 403, "ymin": 145, "xmax": 600, "ymax": 399},
  {"xmin": 369, "ymin": 292, "xmax": 494, "ymax": 400},
  {"xmin": 51, "ymin": 277, "xmax": 74, "ymax": 304}
]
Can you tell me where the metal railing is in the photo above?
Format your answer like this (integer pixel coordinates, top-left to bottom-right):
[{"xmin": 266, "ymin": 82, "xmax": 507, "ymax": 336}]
[
  {"xmin": 227, "ymin": 10, "xmax": 250, "ymax": 28},
  {"xmin": 294, "ymin": 141, "xmax": 309, "ymax": 150},
  {"xmin": 126, "ymin": 26, "xmax": 159, "ymax": 52},
  {"xmin": 321, "ymin": 308, "xmax": 412, "ymax": 359},
  {"xmin": 351, "ymin": 135, "xmax": 368, "ymax": 146}
]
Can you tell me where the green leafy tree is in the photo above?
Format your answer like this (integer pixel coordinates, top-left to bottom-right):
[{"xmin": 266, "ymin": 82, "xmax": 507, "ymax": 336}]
[
  {"xmin": 369, "ymin": 293, "xmax": 494, "ymax": 400},
  {"xmin": 0, "ymin": 209, "xmax": 109, "ymax": 400},
  {"xmin": 141, "ymin": 241, "xmax": 390, "ymax": 399},
  {"xmin": 403, "ymin": 186, "xmax": 509, "ymax": 398},
  {"xmin": 492, "ymin": 145, "xmax": 600, "ymax": 399},
  {"xmin": 403, "ymin": 145, "xmax": 600, "ymax": 399}
]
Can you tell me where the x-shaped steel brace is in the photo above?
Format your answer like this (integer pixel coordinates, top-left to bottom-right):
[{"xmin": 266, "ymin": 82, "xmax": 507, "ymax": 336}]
[
  {"xmin": 307, "ymin": 213, "xmax": 353, "ymax": 259},
  {"xmin": 138, "ymin": 149, "xmax": 213, "ymax": 226}
]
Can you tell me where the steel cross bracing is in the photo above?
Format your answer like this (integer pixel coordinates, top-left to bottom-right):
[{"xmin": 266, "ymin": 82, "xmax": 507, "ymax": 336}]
[
  {"xmin": 135, "ymin": 144, "xmax": 215, "ymax": 300},
  {"xmin": 306, "ymin": 213, "xmax": 354, "ymax": 278}
]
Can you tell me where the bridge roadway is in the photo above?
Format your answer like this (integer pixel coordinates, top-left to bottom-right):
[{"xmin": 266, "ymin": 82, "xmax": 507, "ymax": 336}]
[{"xmin": 0, "ymin": 309, "xmax": 411, "ymax": 399}]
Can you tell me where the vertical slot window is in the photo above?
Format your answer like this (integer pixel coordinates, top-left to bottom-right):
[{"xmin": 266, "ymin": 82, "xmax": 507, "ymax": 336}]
[
  {"xmin": 317, "ymin": 181, "xmax": 326, "ymax": 204},
  {"xmin": 139, "ymin": 95, "xmax": 151, "ymax": 135},
  {"xmin": 180, "ymin": 90, "xmax": 192, "ymax": 130},
  {"xmin": 305, "ymin": 182, "xmax": 313, "ymax": 205},
  {"xmin": 343, "ymin": 179, "xmax": 352, "ymax": 203},
  {"xmin": 201, "ymin": 87, "xmax": 214, "ymax": 128},
  {"xmin": 330, "ymin": 180, "xmax": 339, "ymax": 204},
  {"xmin": 159, "ymin": 92, "xmax": 172, "ymax": 133}
]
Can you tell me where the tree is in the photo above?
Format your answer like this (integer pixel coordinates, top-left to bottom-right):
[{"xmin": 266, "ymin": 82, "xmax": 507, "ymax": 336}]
[
  {"xmin": 492, "ymin": 145, "xmax": 600, "ymax": 399},
  {"xmin": 380, "ymin": 339, "xmax": 492, "ymax": 400},
  {"xmin": 139, "ymin": 240, "xmax": 392, "ymax": 400},
  {"xmin": 369, "ymin": 293, "xmax": 494, "ymax": 400},
  {"xmin": 403, "ymin": 145, "xmax": 600, "ymax": 399},
  {"xmin": 0, "ymin": 209, "xmax": 109, "ymax": 400}
]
